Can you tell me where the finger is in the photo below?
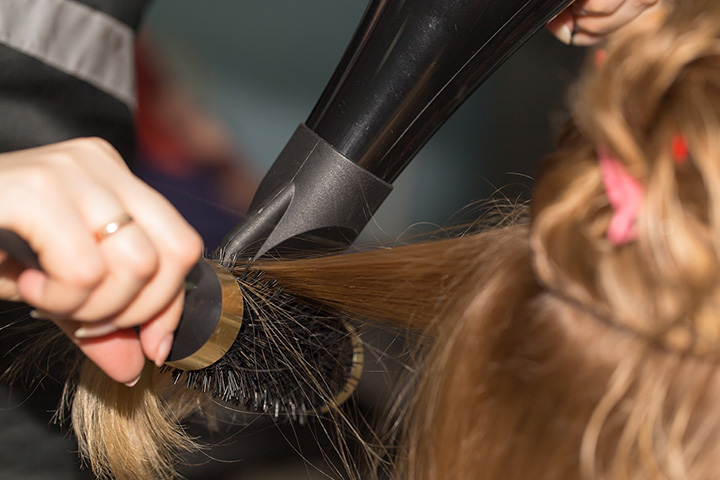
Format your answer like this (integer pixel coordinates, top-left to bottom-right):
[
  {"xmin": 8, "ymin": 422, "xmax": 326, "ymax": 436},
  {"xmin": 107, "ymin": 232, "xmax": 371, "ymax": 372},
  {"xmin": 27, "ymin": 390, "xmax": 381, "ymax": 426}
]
[
  {"xmin": 62, "ymin": 218, "xmax": 160, "ymax": 322},
  {"xmin": 67, "ymin": 142, "xmax": 202, "ymax": 328},
  {"xmin": 77, "ymin": 330, "xmax": 146, "ymax": 385},
  {"xmin": 97, "ymin": 182, "xmax": 201, "ymax": 329},
  {"xmin": 0, "ymin": 141, "xmax": 149, "ymax": 312},
  {"xmin": 574, "ymin": 0, "xmax": 659, "ymax": 38},
  {"xmin": 51, "ymin": 155, "xmax": 161, "ymax": 320},
  {"xmin": 10, "ymin": 140, "xmax": 160, "ymax": 321},
  {"xmin": 571, "ymin": 0, "xmax": 624, "ymax": 16},
  {"xmin": 569, "ymin": 31, "xmax": 606, "ymax": 46},
  {"xmin": 0, "ymin": 139, "xmax": 177, "ymax": 324},
  {"xmin": 12, "ymin": 170, "xmax": 152, "ymax": 317},
  {"xmin": 5, "ymin": 180, "xmax": 105, "ymax": 313},
  {"xmin": 138, "ymin": 290, "xmax": 185, "ymax": 368},
  {"xmin": 546, "ymin": 8, "xmax": 575, "ymax": 45},
  {"xmin": 55, "ymin": 319, "xmax": 145, "ymax": 385}
]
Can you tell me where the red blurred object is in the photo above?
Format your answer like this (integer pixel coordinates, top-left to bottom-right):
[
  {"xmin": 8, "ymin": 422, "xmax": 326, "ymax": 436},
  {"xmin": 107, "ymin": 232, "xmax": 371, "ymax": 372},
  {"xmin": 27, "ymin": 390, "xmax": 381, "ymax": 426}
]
[{"xmin": 133, "ymin": 34, "xmax": 258, "ymax": 249}]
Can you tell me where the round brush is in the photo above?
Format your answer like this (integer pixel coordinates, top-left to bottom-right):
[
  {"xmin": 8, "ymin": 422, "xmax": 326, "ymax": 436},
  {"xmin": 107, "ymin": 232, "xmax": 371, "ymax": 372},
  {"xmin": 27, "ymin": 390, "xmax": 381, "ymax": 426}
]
[
  {"xmin": 166, "ymin": 259, "xmax": 363, "ymax": 419},
  {"xmin": 0, "ymin": 228, "xmax": 364, "ymax": 420}
]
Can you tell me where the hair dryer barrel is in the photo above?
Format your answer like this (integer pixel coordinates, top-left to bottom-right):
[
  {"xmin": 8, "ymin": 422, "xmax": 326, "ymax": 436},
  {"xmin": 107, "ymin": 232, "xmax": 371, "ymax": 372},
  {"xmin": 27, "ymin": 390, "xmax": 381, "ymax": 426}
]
[
  {"xmin": 216, "ymin": 0, "xmax": 572, "ymax": 262},
  {"xmin": 308, "ymin": 0, "xmax": 572, "ymax": 182}
]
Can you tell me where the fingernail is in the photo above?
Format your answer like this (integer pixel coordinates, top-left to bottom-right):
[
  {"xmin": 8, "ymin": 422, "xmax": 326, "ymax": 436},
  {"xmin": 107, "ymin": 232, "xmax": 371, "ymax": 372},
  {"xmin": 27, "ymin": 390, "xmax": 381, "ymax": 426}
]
[
  {"xmin": 74, "ymin": 322, "xmax": 119, "ymax": 339},
  {"xmin": 556, "ymin": 23, "xmax": 573, "ymax": 45},
  {"xmin": 124, "ymin": 375, "xmax": 141, "ymax": 388},
  {"xmin": 29, "ymin": 309, "xmax": 51, "ymax": 320},
  {"xmin": 155, "ymin": 334, "xmax": 174, "ymax": 368}
]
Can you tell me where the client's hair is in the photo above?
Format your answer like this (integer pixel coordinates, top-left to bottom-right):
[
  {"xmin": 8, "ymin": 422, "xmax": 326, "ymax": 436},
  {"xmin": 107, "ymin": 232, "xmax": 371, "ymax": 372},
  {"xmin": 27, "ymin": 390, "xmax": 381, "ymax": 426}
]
[{"xmin": 60, "ymin": 0, "xmax": 720, "ymax": 478}]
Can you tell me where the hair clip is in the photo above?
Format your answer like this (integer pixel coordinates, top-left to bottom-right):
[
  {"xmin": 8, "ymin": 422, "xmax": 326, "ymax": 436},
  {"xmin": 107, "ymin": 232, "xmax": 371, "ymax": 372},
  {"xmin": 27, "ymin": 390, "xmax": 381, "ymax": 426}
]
[
  {"xmin": 598, "ymin": 145, "xmax": 644, "ymax": 245},
  {"xmin": 671, "ymin": 134, "xmax": 689, "ymax": 165}
]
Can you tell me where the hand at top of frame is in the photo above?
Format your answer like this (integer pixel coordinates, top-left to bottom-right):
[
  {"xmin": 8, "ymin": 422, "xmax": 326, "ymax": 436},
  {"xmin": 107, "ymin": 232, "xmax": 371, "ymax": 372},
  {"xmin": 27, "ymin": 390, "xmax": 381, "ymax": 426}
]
[
  {"xmin": 0, "ymin": 138, "xmax": 203, "ymax": 386},
  {"xmin": 547, "ymin": 0, "xmax": 661, "ymax": 46}
]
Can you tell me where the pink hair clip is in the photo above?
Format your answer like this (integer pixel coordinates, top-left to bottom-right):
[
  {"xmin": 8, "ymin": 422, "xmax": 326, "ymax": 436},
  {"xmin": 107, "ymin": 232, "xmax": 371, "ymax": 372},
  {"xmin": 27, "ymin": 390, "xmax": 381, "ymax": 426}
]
[{"xmin": 598, "ymin": 145, "xmax": 644, "ymax": 245}]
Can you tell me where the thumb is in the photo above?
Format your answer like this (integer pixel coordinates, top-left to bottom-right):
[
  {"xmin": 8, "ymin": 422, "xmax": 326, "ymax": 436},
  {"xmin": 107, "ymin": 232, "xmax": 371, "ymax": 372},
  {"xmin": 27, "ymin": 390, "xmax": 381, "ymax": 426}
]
[{"xmin": 55, "ymin": 320, "xmax": 146, "ymax": 386}]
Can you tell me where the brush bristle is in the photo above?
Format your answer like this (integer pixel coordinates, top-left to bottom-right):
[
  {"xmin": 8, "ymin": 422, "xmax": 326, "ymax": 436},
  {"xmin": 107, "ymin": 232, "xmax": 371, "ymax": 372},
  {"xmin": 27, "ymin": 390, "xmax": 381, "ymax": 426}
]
[{"xmin": 165, "ymin": 266, "xmax": 362, "ymax": 422}]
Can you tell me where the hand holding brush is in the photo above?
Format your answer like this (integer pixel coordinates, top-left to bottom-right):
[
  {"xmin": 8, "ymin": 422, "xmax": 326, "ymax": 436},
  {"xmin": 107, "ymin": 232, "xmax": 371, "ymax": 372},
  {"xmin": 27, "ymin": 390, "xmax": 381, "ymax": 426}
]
[
  {"xmin": 0, "ymin": 138, "xmax": 203, "ymax": 386},
  {"xmin": 0, "ymin": 140, "xmax": 363, "ymax": 417}
]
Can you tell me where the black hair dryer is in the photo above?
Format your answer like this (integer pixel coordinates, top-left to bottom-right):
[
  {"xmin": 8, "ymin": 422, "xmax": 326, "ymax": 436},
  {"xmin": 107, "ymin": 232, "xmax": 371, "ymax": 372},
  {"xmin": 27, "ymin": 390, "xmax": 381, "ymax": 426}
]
[{"xmin": 215, "ymin": 0, "xmax": 573, "ymax": 262}]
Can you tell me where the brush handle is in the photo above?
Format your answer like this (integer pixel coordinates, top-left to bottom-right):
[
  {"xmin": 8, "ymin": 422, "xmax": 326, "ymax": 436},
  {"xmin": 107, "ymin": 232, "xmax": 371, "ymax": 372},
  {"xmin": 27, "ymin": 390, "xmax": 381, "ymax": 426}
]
[{"xmin": 0, "ymin": 228, "xmax": 40, "ymax": 270}]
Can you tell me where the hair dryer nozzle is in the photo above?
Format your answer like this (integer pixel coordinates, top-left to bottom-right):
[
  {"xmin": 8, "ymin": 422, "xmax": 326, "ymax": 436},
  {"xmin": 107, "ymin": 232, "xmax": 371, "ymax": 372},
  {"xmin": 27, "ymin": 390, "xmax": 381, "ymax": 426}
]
[{"xmin": 215, "ymin": 124, "xmax": 392, "ymax": 263}]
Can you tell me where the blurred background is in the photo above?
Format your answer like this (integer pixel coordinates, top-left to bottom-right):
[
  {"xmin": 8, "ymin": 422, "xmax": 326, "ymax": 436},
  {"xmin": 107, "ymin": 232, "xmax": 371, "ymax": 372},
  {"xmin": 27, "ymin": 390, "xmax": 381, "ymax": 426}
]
[{"xmin": 131, "ymin": 1, "xmax": 586, "ymax": 478}]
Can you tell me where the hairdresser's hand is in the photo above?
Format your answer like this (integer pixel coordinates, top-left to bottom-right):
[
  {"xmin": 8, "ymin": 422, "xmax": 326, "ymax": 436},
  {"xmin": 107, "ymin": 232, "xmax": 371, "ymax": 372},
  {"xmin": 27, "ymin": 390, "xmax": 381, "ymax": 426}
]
[
  {"xmin": 0, "ymin": 138, "xmax": 202, "ymax": 385},
  {"xmin": 547, "ymin": 0, "xmax": 661, "ymax": 46}
]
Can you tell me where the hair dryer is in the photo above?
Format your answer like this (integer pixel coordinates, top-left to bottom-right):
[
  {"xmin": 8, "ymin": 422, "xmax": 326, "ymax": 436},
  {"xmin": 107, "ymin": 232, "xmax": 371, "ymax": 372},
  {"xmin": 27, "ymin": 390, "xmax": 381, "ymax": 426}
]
[{"xmin": 214, "ymin": 0, "xmax": 572, "ymax": 263}]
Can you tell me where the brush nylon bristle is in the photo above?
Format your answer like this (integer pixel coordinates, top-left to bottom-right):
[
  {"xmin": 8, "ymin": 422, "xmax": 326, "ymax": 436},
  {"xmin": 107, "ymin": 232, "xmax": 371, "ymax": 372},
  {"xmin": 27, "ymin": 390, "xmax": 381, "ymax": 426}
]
[{"xmin": 165, "ymin": 267, "xmax": 361, "ymax": 422}]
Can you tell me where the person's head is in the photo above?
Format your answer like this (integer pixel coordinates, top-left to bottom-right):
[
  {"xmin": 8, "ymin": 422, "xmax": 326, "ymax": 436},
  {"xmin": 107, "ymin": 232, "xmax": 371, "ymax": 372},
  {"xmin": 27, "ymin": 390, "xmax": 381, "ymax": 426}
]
[
  {"xmin": 399, "ymin": 1, "xmax": 720, "ymax": 478},
  {"xmin": 533, "ymin": 0, "xmax": 720, "ymax": 360}
]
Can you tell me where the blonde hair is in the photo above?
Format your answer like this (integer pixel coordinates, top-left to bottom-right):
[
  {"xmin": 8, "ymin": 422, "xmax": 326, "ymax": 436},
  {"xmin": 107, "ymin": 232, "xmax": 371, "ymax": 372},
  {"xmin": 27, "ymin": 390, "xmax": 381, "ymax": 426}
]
[
  {"xmin": 65, "ymin": 363, "xmax": 200, "ymax": 480},
  {"xmin": 44, "ymin": 0, "xmax": 720, "ymax": 478}
]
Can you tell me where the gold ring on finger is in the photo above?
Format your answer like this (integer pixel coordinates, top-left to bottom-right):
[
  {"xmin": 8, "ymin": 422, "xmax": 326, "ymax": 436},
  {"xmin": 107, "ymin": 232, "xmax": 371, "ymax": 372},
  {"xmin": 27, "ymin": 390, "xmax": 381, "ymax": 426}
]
[{"xmin": 94, "ymin": 213, "xmax": 134, "ymax": 241}]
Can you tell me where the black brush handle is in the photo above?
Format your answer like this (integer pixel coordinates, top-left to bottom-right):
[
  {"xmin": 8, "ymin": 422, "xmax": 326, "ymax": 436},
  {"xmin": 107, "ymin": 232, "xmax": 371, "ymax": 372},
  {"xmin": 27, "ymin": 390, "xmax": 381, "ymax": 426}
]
[{"xmin": 0, "ymin": 228, "xmax": 40, "ymax": 270}]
